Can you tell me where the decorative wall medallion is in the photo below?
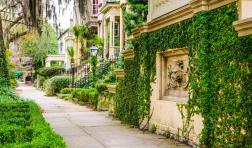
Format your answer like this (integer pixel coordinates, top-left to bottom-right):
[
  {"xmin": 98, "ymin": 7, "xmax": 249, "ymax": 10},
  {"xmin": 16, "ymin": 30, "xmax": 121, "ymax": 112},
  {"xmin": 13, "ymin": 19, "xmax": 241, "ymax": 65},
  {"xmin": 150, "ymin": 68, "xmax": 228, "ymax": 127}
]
[
  {"xmin": 157, "ymin": 48, "xmax": 189, "ymax": 101},
  {"xmin": 167, "ymin": 60, "xmax": 188, "ymax": 90}
]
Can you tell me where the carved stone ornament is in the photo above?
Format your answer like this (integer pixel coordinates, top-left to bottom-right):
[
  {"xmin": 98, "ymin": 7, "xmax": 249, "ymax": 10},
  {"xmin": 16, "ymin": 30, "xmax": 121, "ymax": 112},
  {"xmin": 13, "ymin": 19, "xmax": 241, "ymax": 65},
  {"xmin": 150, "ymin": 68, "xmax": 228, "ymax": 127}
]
[{"xmin": 167, "ymin": 60, "xmax": 188, "ymax": 90}]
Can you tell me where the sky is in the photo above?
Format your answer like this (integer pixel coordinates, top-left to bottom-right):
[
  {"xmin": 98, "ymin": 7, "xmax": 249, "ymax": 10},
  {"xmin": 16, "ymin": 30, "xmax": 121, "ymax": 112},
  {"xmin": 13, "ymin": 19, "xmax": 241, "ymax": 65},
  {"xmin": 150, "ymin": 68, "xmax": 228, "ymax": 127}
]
[{"xmin": 46, "ymin": 0, "xmax": 74, "ymax": 30}]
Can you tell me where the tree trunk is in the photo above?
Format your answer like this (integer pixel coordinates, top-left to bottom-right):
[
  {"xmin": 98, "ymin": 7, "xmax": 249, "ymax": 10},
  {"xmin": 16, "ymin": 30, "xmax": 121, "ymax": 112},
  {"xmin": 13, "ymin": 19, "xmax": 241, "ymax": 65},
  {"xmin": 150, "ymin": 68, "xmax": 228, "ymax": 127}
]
[{"xmin": 0, "ymin": 15, "xmax": 10, "ymax": 87}]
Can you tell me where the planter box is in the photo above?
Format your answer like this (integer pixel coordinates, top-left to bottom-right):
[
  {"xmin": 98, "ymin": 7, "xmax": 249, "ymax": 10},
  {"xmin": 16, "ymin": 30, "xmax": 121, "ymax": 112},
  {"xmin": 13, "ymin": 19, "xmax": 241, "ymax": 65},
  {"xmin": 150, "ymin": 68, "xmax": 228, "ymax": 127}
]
[
  {"xmin": 107, "ymin": 85, "xmax": 116, "ymax": 93},
  {"xmin": 115, "ymin": 69, "xmax": 125, "ymax": 78},
  {"xmin": 122, "ymin": 49, "xmax": 135, "ymax": 60}
]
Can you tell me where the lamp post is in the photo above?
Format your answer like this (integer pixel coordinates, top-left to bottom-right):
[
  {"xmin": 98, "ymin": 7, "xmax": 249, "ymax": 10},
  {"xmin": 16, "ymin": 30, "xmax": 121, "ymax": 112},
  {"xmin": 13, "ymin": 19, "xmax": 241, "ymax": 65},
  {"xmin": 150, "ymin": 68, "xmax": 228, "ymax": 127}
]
[
  {"xmin": 90, "ymin": 46, "xmax": 99, "ymax": 57},
  {"xmin": 71, "ymin": 62, "xmax": 75, "ymax": 88},
  {"xmin": 90, "ymin": 46, "xmax": 98, "ymax": 84}
]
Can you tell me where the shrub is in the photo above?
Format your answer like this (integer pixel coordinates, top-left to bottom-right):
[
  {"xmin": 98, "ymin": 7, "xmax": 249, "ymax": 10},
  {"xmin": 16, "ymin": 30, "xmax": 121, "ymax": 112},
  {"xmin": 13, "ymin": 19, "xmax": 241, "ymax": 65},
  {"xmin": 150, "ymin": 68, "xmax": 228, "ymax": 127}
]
[
  {"xmin": 72, "ymin": 88, "xmax": 83, "ymax": 98},
  {"xmin": 60, "ymin": 88, "xmax": 75, "ymax": 94},
  {"xmin": 9, "ymin": 71, "xmax": 17, "ymax": 88},
  {"xmin": 71, "ymin": 88, "xmax": 98, "ymax": 106},
  {"xmin": 149, "ymin": 124, "xmax": 157, "ymax": 134},
  {"xmin": 78, "ymin": 89, "xmax": 90, "ymax": 102},
  {"xmin": 36, "ymin": 75, "xmax": 46, "ymax": 88},
  {"xmin": 44, "ymin": 76, "xmax": 71, "ymax": 96},
  {"xmin": 38, "ymin": 67, "xmax": 65, "ymax": 78},
  {"xmin": 103, "ymin": 70, "xmax": 116, "ymax": 84},
  {"xmin": 57, "ymin": 94, "xmax": 73, "ymax": 100},
  {"xmin": 0, "ymin": 87, "xmax": 19, "ymax": 102},
  {"xmin": 88, "ymin": 89, "xmax": 99, "ymax": 106},
  {"xmin": 95, "ymin": 83, "xmax": 107, "ymax": 93}
]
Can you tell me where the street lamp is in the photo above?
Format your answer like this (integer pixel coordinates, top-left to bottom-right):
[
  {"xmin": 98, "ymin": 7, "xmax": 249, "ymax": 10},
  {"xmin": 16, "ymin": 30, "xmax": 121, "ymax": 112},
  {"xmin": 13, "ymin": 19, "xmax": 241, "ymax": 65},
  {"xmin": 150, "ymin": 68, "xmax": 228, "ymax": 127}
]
[
  {"xmin": 90, "ymin": 46, "xmax": 99, "ymax": 57},
  {"xmin": 71, "ymin": 62, "xmax": 75, "ymax": 88},
  {"xmin": 90, "ymin": 46, "xmax": 98, "ymax": 85}
]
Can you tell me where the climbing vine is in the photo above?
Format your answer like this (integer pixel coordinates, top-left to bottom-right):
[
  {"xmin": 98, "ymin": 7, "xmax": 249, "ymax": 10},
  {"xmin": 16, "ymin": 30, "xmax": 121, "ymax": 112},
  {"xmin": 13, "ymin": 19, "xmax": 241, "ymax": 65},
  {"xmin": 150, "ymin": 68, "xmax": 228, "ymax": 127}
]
[
  {"xmin": 115, "ymin": 3, "xmax": 252, "ymax": 147},
  {"xmin": 0, "ymin": 17, "xmax": 10, "ymax": 87}
]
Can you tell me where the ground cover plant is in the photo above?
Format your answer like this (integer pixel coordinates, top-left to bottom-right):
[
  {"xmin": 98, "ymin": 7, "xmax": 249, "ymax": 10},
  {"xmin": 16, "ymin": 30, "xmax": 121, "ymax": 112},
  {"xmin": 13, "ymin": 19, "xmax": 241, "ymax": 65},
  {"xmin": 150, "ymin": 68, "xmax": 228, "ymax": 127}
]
[{"xmin": 0, "ymin": 87, "xmax": 66, "ymax": 147}]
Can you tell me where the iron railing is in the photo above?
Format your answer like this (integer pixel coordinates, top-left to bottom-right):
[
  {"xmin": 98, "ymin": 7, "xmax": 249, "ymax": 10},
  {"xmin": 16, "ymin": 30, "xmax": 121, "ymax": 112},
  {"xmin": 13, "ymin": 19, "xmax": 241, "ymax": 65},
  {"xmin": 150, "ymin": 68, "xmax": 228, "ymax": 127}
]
[{"xmin": 68, "ymin": 55, "xmax": 119, "ymax": 88}]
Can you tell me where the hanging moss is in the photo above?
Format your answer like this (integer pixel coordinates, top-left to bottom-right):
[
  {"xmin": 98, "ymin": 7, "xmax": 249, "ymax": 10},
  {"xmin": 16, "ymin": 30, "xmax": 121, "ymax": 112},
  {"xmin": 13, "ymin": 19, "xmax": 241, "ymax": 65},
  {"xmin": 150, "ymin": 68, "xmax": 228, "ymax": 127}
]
[{"xmin": 115, "ymin": 3, "xmax": 252, "ymax": 147}]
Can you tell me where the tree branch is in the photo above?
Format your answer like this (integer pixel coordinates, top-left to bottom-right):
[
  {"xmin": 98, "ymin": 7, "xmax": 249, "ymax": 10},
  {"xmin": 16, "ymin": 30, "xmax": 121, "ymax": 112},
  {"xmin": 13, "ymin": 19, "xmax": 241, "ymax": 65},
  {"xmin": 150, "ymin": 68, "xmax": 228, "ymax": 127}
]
[
  {"xmin": 5, "ymin": 15, "xmax": 24, "ymax": 31},
  {"xmin": 1, "ymin": 18, "xmax": 31, "ymax": 26},
  {"xmin": 8, "ymin": 31, "xmax": 29, "ymax": 44},
  {"xmin": 0, "ymin": 2, "xmax": 21, "ymax": 13}
]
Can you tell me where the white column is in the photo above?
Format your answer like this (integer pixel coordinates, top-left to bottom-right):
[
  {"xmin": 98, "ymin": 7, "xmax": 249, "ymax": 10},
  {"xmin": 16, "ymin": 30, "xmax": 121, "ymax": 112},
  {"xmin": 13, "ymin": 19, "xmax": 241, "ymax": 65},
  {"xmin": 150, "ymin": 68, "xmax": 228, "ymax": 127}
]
[
  {"xmin": 103, "ymin": 19, "xmax": 108, "ymax": 58},
  {"xmin": 240, "ymin": 0, "xmax": 252, "ymax": 19},
  {"xmin": 120, "ymin": 9, "xmax": 124, "ymax": 51},
  {"xmin": 109, "ymin": 16, "xmax": 115, "ymax": 58},
  {"xmin": 148, "ymin": 0, "xmax": 153, "ymax": 22}
]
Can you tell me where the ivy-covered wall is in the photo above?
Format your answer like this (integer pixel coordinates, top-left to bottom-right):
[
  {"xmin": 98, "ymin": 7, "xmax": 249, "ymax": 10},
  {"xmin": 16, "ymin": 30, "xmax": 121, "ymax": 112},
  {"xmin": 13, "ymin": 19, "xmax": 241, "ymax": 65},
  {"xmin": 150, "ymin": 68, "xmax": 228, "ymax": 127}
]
[{"xmin": 115, "ymin": 3, "xmax": 252, "ymax": 147}]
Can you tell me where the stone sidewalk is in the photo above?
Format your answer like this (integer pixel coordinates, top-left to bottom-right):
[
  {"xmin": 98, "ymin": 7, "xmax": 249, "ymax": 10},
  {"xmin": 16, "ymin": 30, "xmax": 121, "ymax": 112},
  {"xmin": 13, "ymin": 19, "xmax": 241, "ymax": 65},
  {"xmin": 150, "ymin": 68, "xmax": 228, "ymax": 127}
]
[{"xmin": 17, "ymin": 85, "xmax": 189, "ymax": 148}]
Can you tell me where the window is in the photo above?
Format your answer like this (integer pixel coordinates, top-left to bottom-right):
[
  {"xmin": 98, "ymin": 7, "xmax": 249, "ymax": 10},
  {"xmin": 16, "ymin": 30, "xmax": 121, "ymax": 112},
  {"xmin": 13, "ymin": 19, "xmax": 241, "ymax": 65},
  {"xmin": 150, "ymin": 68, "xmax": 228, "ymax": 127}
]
[
  {"xmin": 92, "ymin": 0, "xmax": 98, "ymax": 15},
  {"xmin": 114, "ymin": 22, "xmax": 120, "ymax": 46}
]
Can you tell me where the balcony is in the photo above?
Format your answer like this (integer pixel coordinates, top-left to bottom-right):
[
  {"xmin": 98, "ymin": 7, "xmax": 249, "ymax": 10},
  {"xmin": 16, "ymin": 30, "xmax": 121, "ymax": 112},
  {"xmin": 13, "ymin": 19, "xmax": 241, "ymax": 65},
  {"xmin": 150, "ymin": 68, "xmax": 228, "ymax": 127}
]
[{"xmin": 148, "ymin": 0, "xmax": 190, "ymax": 22}]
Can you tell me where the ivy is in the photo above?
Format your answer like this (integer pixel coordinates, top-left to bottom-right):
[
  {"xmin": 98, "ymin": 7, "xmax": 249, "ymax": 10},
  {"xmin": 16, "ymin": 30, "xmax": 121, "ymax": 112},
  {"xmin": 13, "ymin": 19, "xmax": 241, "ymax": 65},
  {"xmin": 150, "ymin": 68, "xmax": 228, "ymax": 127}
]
[
  {"xmin": 0, "ymin": 46, "xmax": 10, "ymax": 87},
  {"xmin": 115, "ymin": 3, "xmax": 252, "ymax": 147},
  {"xmin": 0, "ymin": 35, "xmax": 10, "ymax": 87},
  {"xmin": 115, "ymin": 59, "xmax": 140, "ymax": 125}
]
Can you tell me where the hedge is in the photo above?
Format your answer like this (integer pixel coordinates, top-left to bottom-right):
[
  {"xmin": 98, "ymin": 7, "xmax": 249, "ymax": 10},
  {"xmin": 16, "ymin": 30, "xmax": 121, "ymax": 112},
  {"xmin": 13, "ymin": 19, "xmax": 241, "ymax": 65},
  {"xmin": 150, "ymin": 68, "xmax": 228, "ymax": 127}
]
[
  {"xmin": 60, "ymin": 88, "xmax": 75, "ymax": 94},
  {"xmin": 44, "ymin": 76, "xmax": 71, "ymax": 96},
  {"xmin": 38, "ymin": 67, "xmax": 65, "ymax": 78},
  {"xmin": 0, "ymin": 87, "xmax": 66, "ymax": 147},
  {"xmin": 72, "ymin": 88, "xmax": 98, "ymax": 105}
]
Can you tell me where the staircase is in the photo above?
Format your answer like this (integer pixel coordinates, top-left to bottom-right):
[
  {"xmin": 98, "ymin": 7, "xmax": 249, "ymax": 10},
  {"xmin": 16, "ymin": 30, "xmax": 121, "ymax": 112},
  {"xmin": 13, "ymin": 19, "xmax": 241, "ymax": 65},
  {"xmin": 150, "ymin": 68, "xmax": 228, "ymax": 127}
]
[{"xmin": 73, "ymin": 61, "xmax": 112, "ymax": 88}]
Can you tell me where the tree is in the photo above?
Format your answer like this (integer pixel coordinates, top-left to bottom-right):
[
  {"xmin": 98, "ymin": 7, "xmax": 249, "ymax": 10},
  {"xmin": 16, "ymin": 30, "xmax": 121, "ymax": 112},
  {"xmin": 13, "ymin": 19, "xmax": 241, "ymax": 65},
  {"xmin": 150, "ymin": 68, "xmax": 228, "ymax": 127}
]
[
  {"xmin": 71, "ymin": 24, "xmax": 90, "ymax": 51},
  {"xmin": 0, "ymin": 14, "xmax": 10, "ymax": 86},
  {"xmin": 71, "ymin": 24, "xmax": 94, "ymax": 60},
  {"xmin": 122, "ymin": 0, "xmax": 148, "ymax": 34},
  {"xmin": 67, "ymin": 47, "xmax": 75, "ymax": 63},
  {"xmin": 19, "ymin": 23, "xmax": 58, "ymax": 76},
  {"xmin": 0, "ymin": 0, "xmax": 88, "ymax": 87},
  {"xmin": 88, "ymin": 35, "xmax": 104, "ymax": 56},
  {"xmin": 0, "ymin": 0, "xmax": 44, "ymax": 87}
]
